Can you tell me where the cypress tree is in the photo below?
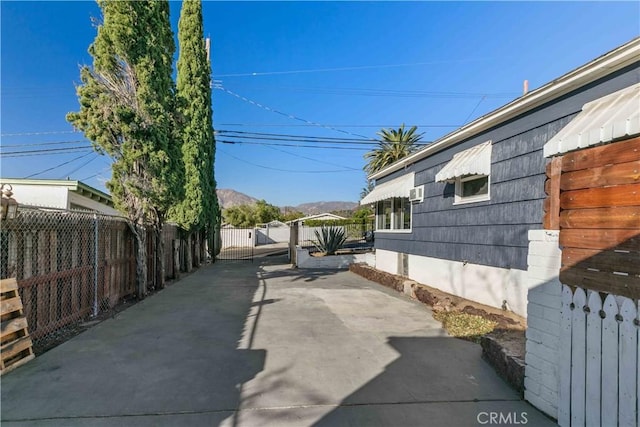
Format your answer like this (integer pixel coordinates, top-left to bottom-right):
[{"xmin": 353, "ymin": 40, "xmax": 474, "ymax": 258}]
[
  {"xmin": 67, "ymin": 0, "xmax": 178, "ymax": 297},
  {"xmin": 170, "ymin": 0, "xmax": 219, "ymax": 262}
]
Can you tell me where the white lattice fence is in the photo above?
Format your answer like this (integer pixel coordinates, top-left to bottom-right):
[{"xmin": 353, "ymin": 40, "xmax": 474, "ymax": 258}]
[{"xmin": 559, "ymin": 285, "xmax": 639, "ymax": 427}]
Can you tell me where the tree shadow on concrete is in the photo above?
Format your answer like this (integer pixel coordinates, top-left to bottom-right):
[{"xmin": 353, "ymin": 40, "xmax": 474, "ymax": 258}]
[{"xmin": 0, "ymin": 257, "xmax": 270, "ymax": 426}]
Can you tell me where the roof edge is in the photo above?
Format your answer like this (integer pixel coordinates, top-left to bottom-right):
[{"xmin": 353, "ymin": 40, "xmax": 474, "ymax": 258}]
[{"xmin": 369, "ymin": 37, "xmax": 640, "ymax": 180}]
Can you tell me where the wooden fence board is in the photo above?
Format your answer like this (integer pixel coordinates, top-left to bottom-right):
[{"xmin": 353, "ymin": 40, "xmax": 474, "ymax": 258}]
[
  {"xmin": 560, "ymin": 269, "xmax": 640, "ymax": 300},
  {"xmin": 618, "ymin": 298, "xmax": 638, "ymax": 427},
  {"xmin": 585, "ymin": 291, "xmax": 602, "ymax": 427},
  {"xmin": 601, "ymin": 294, "xmax": 619, "ymax": 427},
  {"xmin": 560, "ymin": 160, "xmax": 640, "ymax": 191},
  {"xmin": 560, "ymin": 183, "xmax": 640, "ymax": 209},
  {"xmin": 559, "ymin": 228, "xmax": 640, "ymax": 251},
  {"xmin": 559, "ymin": 206, "xmax": 640, "ymax": 230},
  {"xmin": 562, "ymin": 248, "xmax": 640, "ymax": 275},
  {"xmin": 561, "ymin": 136, "xmax": 640, "ymax": 172}
]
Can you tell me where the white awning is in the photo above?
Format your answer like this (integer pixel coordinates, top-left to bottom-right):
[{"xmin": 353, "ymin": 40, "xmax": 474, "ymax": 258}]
[
  {"xmin": 544, "ymin": 83, "xmax": 640, "ymax": 157},
  {"xmin": 435, "ymin": 140, "xmax": 492, "ymax": 183},
  {"xmin": 360, "ymin": 173, "xmax": 414, "ymax": 205}
]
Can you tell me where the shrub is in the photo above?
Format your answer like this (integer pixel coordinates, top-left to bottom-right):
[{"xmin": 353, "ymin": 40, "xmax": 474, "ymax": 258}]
[{"xmin": 313, "ymin": 226, "xmax": 347, "ymax": 255}]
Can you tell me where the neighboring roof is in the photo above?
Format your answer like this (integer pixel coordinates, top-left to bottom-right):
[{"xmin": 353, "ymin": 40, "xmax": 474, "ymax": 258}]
[
  {"xmin": 369, "ymin": 37, "xmax": 640, "ymax": 180},
  {"xmin": 0, "ymin": 178, "xmax": 114, "ymax": 207},
  {"xmin": 360, "ymin": 172, "xmax": 415, "ymax": 205},
  {"xmin": 435, "ymin": 141, "xmax": 492, "ymax": 183},
  {"xmin": 291, "ymin": 213, "xmax": 347, "ymax": 223},
  {"xmin": 544, "ymin": 82, "xmax": 640, "ymax": 157}
]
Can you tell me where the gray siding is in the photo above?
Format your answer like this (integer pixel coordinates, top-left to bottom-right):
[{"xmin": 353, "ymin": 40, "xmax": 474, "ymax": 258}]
[{"xmin": 375, "ymin": 62, "xmax": 640, "ymax": 270}]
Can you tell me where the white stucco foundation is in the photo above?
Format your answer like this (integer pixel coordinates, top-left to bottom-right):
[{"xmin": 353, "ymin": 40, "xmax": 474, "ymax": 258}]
[
  {"xmin": 374, "ymin": 249, "xmax": 529, "ymax": 317},
  {"xmin": 296, "ymin": 247, "xmax": 375, "ymax": 269}
]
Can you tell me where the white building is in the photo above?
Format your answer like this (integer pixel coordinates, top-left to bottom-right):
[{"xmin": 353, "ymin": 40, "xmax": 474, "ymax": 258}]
[{"xmin": 0, "ymin": 179, "xmax": 120, "ymax": 215}]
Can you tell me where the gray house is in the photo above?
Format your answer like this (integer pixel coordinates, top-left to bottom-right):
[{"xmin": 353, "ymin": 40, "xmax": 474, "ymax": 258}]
[{"xmin": 361, "ymin": 38, "xmax": 640, "ymax": 317}]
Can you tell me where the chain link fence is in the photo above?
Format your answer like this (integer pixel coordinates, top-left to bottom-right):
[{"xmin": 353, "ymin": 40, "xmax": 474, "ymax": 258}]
[{"xmin": 0, "ymin": 206, "xmax": 196, "ymax": 353}]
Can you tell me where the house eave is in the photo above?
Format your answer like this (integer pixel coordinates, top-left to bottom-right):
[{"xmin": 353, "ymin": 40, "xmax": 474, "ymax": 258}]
[{"xmin": 369, "ymin": 37, "xmax": 640, "ymax": 181}]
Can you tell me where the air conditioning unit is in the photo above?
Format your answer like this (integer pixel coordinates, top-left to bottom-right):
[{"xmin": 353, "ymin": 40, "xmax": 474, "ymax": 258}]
[{"xmin": 409, "ymin": 185, "xmax": 424, "ymax": 203}]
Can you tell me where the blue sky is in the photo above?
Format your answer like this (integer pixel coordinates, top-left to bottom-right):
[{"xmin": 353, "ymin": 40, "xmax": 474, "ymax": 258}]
[{"xmin": 2, "ymin": 1, "xmax": 639, "ymax": 207}]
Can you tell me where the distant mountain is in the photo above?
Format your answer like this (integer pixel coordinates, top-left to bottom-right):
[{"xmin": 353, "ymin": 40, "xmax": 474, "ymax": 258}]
[
  {"xmin": 216, "ymin": 189, "xmax": 258, "ymax": 209},
  {"xmin": 216, "ymin": 189, "xmax": 357, "ymax": 214},
  {"xmin": 294, "ymin": 201, "xmax": 358, "ymax": 215}
]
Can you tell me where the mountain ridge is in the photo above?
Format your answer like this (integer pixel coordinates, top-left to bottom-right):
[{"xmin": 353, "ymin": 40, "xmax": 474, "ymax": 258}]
[{"xmin": 216, "ymin": 189, "xmax": 358, "ymax": 214}]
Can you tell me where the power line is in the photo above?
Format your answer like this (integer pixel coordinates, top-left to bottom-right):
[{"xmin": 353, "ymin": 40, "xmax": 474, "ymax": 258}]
[
  {"xmin": 243, "ymin": 85, "xmax": 519, "ymax": 99},
  {"xmin": 218, "ymin": 134, "xmax": 385, "ymax": 145},
  {"xmin": 217, "ymin": 129, "xmax": 375, "ymax": 142},
  {"xmin": 263, "ymin": 145, "xmax": 360, "ymax": 170},
  {"xmin": 0, "ymin": 139, "xmax": 87, "ymax": 148},
  {"xmin": 463, "ymin": 96, "xmax": 487, "ymax": 124},
  {"xmin": 1, "ymin": 130, "xmax": 80, "ymax": 137},
  {"xmin": 63, "ymin": 155, "xmax": 100, "ymax": 177},
  {"xmin": 25, "ymin": 152, "xmax": 95, "ymax": 178},
  {"xmin": 0, "ymin": 147, "xmax": 93, "ymax": 158},
  {"xmin": 217, "ymin": 123, "xmax": 460, "ymax": 128},
  {"xmin": 217, "ymin": 86, "xmax": 371, "ymax": 139},
  {"xmin": 0, "ymin": 145, "xmax": 92, "ymax": 157},
  {"xmin": 218, "ymin": 148, "xmax": 361, "ymax": 174},
  {"xmin": 214, "ymin": 57, "xmax": 506, "ymax": 78},
  {"xmin": 218, "ymin": 140, "xmax": 371, "ymax": 150}
]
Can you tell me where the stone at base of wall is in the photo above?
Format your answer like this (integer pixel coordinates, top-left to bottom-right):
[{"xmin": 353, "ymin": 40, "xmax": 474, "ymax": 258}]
[
  {"xmin": 480, "ymin": 331, "xmax": 525, "ymax": 397},
  {"xmin": 349, "ymin": 263, "xmax": 526, "ymax": 329}
]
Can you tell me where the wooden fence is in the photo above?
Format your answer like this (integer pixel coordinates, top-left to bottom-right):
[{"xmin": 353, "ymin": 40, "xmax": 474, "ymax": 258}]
[
  {"xmin": 543, "ymin": 135, "xmax": 639, "ymax": 426},
  {"xmin": 544, "ymin": 136, "xmax": 640, "ymax": 299},
  {"xmin": 0, "ymin": 208, "xmax": 196, "ymax": 346}
]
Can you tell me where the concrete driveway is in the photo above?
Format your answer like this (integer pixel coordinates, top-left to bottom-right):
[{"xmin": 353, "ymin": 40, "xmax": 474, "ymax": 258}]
[{"xmin": 1, "ymin": 256, "xmax": 555, "ymax": 426}]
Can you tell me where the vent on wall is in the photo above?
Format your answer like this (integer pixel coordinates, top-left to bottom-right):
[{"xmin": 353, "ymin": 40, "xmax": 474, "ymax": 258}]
[{"xmin": 409, "ymin": 185, "xmax": 424, "ymax": 203}]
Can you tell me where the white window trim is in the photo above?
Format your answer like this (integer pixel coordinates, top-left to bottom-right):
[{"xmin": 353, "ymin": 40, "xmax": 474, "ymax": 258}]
[
  {"xmin": 453, "ymin": 174, "xmax": 490, "ymax": 205},
  {"xmin": 375, "ymin": 198, "xmax": 413, "ymax": 233}
]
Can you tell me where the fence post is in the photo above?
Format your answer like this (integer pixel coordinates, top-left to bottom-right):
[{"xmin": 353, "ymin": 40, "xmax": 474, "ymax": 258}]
[
  {"xmin": 289, "ymin": 221, "xmax": 299, "ymax": 266},
  {"xmin": 545, "ymin": 156, "xmax": 562, "ymax": 230},
  {"xmin": 173, "ymin": 239, "xmax": 180, "ymax": 280},
  {"xmin": 92, "ymin": 213, "xmax": 98, "ymax": 317}
]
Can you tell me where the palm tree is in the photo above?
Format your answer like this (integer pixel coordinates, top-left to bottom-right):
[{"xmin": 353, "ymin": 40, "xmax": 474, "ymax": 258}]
[{"xmin": 363, "ymin": 124, "xmax": 424, "ymax": 175}]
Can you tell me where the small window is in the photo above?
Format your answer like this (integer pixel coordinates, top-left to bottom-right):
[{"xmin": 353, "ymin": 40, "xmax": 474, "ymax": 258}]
[
  {"xmin": 376, "ymin": 198, "xmax": 411, "ymax": 231},
  {"xmin": 455, "ymin": 175, "xmax": 490, "ymax": 204}
]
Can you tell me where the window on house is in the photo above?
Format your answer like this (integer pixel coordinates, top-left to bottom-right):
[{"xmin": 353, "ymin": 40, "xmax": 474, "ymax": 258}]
[
  {"xmin": 376, "ymin": 198, "xmax": 411, "ymax": 231},
  {"xmin": 455, "ymin": 175, "xmax": 490, "ymax": 204},
  {"xmin": 435, "ymin": 140, "xmax": 492, "ymax": 205}
]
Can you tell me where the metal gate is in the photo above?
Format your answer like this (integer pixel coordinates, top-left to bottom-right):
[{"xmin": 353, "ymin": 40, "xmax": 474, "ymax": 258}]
[{"xmin": 217, "ymin": 227, "xmax": 254, "ymax": 261}]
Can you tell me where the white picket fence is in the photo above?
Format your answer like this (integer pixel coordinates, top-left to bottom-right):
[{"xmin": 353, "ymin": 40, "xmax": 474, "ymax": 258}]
[{"xmin": 559, "ymin": 285, "xmax": 639, "ymax": 427}]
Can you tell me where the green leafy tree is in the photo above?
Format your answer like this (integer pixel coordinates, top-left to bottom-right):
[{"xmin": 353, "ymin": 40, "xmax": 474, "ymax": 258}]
[
  {"xmin": 169, "ymin": 0, "xmax": 219, "ymax": 265},
  {"xmin": 223, "ymin": 200, "xmax": 281, "ymax": 227},
  {"xmin": 363, "ymin": 124, "xmax": 424, "ymax": 175},
  {"xmin": 223, "ymin": 204, "xmax": 256, "ymax": 228},
  {"xmin": 254, "ymin": 200, "xmax": 282, "ymax": 224},
  {"xmin": 67, "ymin": 0, "xmax": 178, "ymax": 297}
]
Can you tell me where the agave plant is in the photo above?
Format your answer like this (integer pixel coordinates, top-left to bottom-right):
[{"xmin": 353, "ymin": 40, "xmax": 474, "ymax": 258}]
[{"xmin": 313, "ymin": 226, "xmax": 347, "ymax": 256}]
